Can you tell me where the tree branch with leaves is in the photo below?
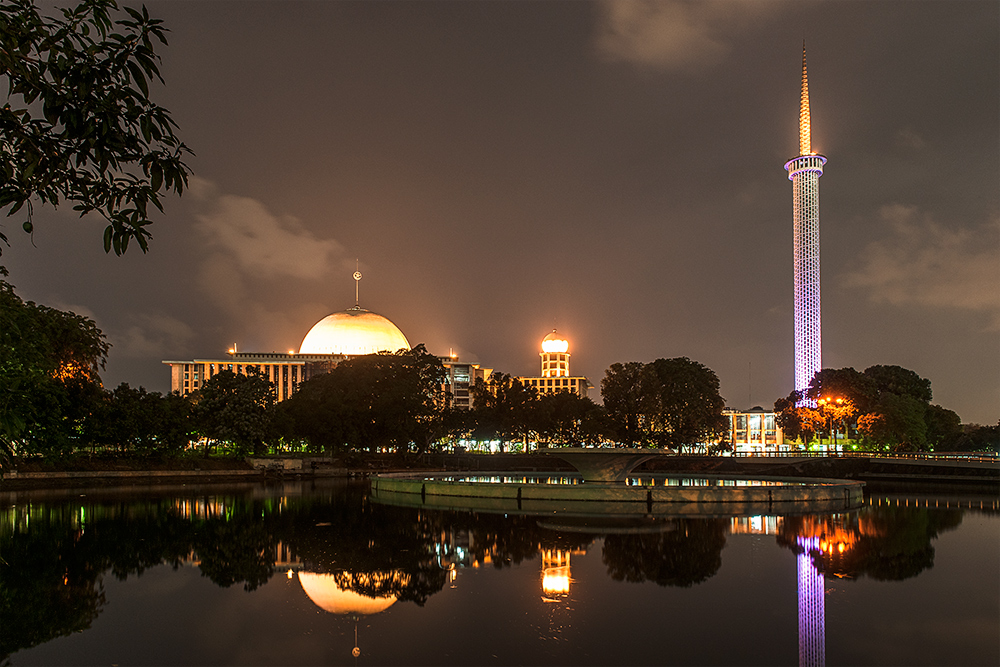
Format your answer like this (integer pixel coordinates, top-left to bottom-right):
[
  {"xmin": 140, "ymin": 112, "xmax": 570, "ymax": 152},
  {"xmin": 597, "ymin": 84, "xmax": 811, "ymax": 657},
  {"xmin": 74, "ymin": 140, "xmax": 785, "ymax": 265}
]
[{"xmin": 0, "ymin": 0, "xmax": 191, "ymax": 255}]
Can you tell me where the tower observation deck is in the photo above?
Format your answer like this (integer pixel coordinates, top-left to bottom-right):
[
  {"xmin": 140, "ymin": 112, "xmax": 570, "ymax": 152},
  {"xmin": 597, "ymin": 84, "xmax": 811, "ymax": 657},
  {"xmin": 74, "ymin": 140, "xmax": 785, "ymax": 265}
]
[{"xmin": 784, "ymin": 44, "xmax": 826, "ymax": 396}]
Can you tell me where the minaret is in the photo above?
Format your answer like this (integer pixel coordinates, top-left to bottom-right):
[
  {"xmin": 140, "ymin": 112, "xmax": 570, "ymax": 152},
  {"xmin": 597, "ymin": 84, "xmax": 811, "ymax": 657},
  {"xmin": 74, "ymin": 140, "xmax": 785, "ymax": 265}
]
[
  {"xmin": 784, "ymin": 44, "xmax": 826, "ymax": 397},
  {"xmin": 540, "ymin": 330, "xmax": 570, "ymax": 378}
]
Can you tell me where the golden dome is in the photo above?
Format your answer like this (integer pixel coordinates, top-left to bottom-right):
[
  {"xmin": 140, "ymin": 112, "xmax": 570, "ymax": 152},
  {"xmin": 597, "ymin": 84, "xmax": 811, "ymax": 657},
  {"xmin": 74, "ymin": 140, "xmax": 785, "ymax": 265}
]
[
  {"xmin": 541, "ymin": 330, "xmax": 569, "ymax": 354},
  {"xmin": 299, "ymin": 306, "xmax": 410, "ymax": 355},
  {"xmin": 298, "ymin": 572, "xmax": 398, "ymax": 615}
]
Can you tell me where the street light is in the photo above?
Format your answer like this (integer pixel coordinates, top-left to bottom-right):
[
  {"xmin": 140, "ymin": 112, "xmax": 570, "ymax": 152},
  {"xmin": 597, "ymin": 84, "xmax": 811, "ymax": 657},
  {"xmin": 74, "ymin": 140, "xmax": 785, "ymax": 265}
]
[{"xmin": 818, "ymin": 397, "xmax": 844, "ymax": 450}]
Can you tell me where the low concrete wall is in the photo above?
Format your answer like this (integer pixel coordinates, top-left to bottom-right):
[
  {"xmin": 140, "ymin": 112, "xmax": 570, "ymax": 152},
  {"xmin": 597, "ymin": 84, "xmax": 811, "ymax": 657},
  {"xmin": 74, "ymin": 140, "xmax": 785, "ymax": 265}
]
[
  {"xmin": 371, "ymin": 471, "xmax": 865, "ymax": 517},
  {"xmin": 4, "ymin": 469, "xmax": 261, "ymax": 480}
]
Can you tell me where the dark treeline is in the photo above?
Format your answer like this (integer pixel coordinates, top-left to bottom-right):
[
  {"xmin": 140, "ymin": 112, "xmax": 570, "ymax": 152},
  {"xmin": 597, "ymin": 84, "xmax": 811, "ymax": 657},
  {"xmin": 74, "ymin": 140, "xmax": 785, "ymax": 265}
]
[
  {"xmin": 774, "ymin": 366, "xmax": 1000, "ymax": 452},
  {"xmin": 3, "ymin": 279, "xmax": 995, "ymax": 460},
  {"xmin": 1, "ymin": 278, "xmax": 732, "ymax": 458}
]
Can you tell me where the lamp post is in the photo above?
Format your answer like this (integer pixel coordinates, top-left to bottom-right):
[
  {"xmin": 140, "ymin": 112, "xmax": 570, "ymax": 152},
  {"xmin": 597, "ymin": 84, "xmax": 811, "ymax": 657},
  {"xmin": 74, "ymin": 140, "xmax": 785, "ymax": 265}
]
[{"xmin": 818, "ymin": 397, "xmax": 843, "ymax": 451}]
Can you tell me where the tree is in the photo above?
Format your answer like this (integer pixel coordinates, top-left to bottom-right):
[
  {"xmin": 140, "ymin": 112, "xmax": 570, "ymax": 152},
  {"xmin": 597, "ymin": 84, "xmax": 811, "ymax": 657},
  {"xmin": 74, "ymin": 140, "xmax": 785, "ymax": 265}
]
[
  {"xmin": 857, "ymin": 393, "xmax": 929, "ymax": 452},
  {"xmin": 468, "ymin": 372, "xmax": 539, "ymax": 451},
  {"xmin": 800, "ymin": 365, "xmax": 940, "ymax": 450},
  {"xmin": 600, "ymin": 362, "xmax": 645, "ymax": 447},
  {"xmin": 0, "ymin": 0, "xmax": 190, "ymax": 255},
  {"xmin": 534, "ymin": 391, "xmax": 609, "ymax": 447},
  {"xmin": 863, "ymin": 365, "xmax": 932, "ymax": 404},
  {"xmin": 808, "ymin": 367, "xmax": 873, "ymax": 406},
  {"xmin": 281, "ymin": 345, "xmax": 447, "ymax": 454},
  {"xmin": 953, "ymin": 421, "xmax": 1000, "ymax": 453},
  {"xmin": 1, "ymin": 276, "xmax": 108, "ymax": 460},
  {"xmin": 191, "ymin": 369, "xmax": 274, "ymax": 457},
  {"xmin": 817, "ymin": 396, "xmax": 856, "ymax": 444},
  {"xmin": 602, "ymin": 358, "xmax": 726, "ymax": 450},
  {"xmin": 84, "ymin": 382, "xmax": 192, "ymax": 454},
  {"xmin": 640, "ymin": 357, "xmax": 728, "ymax": 450},
  {"xmin": 923, "ymin": 404, "xmax": 963, "ymax": 451}
]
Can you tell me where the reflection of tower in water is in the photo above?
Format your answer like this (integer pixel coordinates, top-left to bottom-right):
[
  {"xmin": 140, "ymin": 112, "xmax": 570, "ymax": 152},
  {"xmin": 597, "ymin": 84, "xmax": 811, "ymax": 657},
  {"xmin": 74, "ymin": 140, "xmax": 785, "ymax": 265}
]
[
  {"xmin": 541, "ymin": 549, "xmax": 572, "ymax": 598},
  {"xmin": 796, "ymin": 536, "xmax": 825, "ymax": 667}
]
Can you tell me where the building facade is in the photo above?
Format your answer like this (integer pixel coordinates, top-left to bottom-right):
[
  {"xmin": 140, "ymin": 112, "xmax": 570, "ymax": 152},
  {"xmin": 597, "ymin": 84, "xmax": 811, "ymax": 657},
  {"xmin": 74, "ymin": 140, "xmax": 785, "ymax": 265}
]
[
  {"xmin": 723, "ymin": 407, "xmax": 787, "ymax": 454},
  {"xmin": 163, "ymin": 352, "xmax": 347, "ymax": 401},
  {"xmin": 440, "ymin": 358, "xmax": 492, "ymax": 409}
]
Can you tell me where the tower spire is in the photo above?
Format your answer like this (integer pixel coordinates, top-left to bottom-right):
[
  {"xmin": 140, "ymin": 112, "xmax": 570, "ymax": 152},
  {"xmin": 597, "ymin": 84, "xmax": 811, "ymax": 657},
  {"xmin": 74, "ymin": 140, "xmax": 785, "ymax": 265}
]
[
  {"xmin": 785, "ymin": 44, "xmax": 827, "ymax": 401},
  {"xmin": 799, "ymin": 41, "xmax": 811, "ymax": 156}
]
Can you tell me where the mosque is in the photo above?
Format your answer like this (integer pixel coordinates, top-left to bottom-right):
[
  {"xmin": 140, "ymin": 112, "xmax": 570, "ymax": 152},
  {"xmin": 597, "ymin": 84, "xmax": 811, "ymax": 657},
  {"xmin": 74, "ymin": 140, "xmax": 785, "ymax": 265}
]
[
  {"xmin": 162, "ymin": 300, "xmax": 423, "ymax": 402},
  {"xmin": 164, "ymin": 272, "xmax": 590, "ymax": 406}
]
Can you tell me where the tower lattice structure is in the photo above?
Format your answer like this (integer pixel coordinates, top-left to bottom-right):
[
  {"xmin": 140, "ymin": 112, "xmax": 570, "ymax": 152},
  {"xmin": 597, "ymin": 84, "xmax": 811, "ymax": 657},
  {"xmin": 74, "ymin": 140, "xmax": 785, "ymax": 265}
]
[{"xmin": 784, "ymin": 45, "xmax": 827, "ymax": 397}]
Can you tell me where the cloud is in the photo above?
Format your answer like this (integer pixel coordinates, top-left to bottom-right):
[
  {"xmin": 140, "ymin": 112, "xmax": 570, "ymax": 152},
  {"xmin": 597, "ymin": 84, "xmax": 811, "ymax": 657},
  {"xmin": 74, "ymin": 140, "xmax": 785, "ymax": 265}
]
[
  {"xmin": 594, "ymin": 0, "xmax": 779, "ymax": 70},
  {"xmin": 188, "ymin": 177, "xmax": 353, "ymax": 325},
  {"xmin": 895, "ymin": 126, "xmax": 926, "ymax": 150},
  {"xmin": 109, "ymin": 314, "xmax": 196, "ymax": 359},
  {"xmin": 47, "ymin": 300, "xmax": 97, "ymax": 321},
  {"xmin": 844, "ymin": 204, "xmax": 1000, "ymax": 329},
  {"xmin": 191, "ymin": 177, "xmax": 349, "ymax": 281}
]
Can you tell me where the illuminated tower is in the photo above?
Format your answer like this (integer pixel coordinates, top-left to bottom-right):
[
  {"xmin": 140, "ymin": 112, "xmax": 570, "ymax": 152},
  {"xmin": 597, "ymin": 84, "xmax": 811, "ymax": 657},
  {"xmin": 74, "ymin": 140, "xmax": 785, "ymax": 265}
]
[
  {"xmin": 540, "ymin": 330, "xmax": 570, "ymax": 378},
  {"xmin": 517, "ymin": 330, "xmax": 591, "ymax": 398},
  {"xmin": 784, "ymin": 45, "xmax": 827, "ymax": 396}
]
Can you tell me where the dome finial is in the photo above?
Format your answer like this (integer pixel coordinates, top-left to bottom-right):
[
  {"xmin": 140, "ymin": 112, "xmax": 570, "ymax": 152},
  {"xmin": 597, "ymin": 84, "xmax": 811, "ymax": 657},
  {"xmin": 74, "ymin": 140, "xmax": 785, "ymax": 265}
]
[
  {"xmin": 352, "ymin": 259, "xmax": 362, "ymax": 306},
  {"xmin": 799, "ymin": 40, "xmax": 811, "ymax": 156}
]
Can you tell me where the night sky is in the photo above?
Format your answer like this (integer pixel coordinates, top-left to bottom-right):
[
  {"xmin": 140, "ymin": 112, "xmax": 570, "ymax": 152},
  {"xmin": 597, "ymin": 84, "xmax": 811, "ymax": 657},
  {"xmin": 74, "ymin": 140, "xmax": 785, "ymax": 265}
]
[{"xmin": 3, "ymin": 1, "xmax": 997, "ymax": 423}]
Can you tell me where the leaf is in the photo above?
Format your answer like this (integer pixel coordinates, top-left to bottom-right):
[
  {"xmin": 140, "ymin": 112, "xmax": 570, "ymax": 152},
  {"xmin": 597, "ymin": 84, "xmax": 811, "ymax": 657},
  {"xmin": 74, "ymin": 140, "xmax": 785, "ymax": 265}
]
[
  {"xmin": 126, "ymin": 60, "xmax": 148, "ymax": 97},
  {"xmin": 150, "ymin": 162, "xmax": 162, "ymax": 191}
]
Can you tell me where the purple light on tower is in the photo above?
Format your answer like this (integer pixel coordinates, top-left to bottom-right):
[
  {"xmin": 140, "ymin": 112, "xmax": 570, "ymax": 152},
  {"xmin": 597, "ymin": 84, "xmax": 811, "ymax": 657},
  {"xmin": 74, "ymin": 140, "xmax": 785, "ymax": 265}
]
[{"xmin": 785, "ymin": 45, "xmax": 827, "ymax": 397}]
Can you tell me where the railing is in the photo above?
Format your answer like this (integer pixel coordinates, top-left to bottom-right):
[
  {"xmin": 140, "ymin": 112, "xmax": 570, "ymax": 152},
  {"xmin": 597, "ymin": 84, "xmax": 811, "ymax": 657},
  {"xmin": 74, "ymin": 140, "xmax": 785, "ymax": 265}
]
[{"xmin": 729, "ymin": 451, "xmax": 999, "ymax": 464}]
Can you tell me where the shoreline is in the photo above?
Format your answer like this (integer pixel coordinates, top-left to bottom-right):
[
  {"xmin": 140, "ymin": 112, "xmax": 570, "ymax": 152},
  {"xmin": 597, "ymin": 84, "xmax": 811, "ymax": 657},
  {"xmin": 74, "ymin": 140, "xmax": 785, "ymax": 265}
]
[{"xmin": 2, "ymin": 452, "xmax": 996, "ymax": 493}]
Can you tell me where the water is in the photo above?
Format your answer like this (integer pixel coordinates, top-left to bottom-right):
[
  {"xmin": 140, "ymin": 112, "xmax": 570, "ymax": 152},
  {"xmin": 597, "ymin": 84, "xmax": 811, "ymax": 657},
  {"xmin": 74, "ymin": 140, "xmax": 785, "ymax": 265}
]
[{"xmin": 2, "ymin": 480, "xmax": 997, "ymax": 666}]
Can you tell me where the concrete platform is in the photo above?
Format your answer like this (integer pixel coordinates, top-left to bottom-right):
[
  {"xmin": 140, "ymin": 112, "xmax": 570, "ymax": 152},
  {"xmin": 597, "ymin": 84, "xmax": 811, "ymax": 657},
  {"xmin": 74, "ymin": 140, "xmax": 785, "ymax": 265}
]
[{"xmin": 370, "ymin": 471, "xmax": 865, "ymax": 518}]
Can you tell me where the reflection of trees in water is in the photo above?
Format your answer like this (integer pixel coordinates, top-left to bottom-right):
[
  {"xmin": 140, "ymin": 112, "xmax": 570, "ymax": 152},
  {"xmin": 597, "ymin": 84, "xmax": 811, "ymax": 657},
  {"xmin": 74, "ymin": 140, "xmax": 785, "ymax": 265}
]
[
  {"xmin": 602, "ymin": 519, "xmax": 728, "ymax": 587},
  {"xmin": 777, "ymin": 505, "xmax": 964, "ymax": 581},
  {"xmin": 428, "ymin": 512, "xmax": 594, "ymax": 570},
  {"xmin": 0, "ymin": 500, "xmax": 193, "ymax": 659},
  {"xmin": 6, "ymin": 484, "xmax": 972, "ymax": 660},
  {"xmin": 194, "ymin": 519, "xmax": 276, "ymax": 592},
  {"xmin": 0, "ymin": 519, "xmax": 106, "ymax": 660}
]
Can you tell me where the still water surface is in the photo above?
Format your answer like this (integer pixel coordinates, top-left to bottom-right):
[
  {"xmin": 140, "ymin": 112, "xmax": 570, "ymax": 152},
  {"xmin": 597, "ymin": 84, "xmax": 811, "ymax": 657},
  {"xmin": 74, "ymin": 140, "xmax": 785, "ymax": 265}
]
[{"xmin": 2, "ymin": 480, "xmax": 997, "ymax": 666}]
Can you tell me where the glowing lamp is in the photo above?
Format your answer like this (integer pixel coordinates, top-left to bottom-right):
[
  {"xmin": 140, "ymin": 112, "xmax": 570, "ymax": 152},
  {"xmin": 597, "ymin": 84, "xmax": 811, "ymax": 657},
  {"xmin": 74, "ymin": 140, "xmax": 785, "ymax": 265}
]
[{"xmin": 541, "ymin": 339, "xmax": 568, "ymax": 354}]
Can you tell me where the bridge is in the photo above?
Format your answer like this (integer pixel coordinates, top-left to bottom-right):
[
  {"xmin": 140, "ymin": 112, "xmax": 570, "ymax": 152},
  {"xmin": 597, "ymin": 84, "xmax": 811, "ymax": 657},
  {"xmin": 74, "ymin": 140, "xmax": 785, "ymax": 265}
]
[{"xmin": 534, "ymin": 447, "xmax": 669, "ymax": 483}]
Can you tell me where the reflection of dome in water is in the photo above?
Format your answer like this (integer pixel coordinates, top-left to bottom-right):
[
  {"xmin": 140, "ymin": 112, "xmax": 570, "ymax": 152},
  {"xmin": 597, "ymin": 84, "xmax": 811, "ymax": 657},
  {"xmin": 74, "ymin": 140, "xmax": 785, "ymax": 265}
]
[
  {"xmin": 298, "ymin": 572, "xmax": 398, "ymax": 615},
  {"xmin": 299, "ymin": 306, "xmax": 410, "ymax": 355}
]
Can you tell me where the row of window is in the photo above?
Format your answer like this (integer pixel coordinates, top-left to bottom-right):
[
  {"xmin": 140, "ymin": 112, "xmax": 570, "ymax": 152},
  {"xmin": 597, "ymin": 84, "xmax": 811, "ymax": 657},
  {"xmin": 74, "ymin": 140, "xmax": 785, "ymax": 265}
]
[
  {"xmin": 178, "ymin": 362, "xmax": 301, "ymax": 397},
  {"xmin": 525, "ymin": 377, "xmax": 579, "ymax": 387}
]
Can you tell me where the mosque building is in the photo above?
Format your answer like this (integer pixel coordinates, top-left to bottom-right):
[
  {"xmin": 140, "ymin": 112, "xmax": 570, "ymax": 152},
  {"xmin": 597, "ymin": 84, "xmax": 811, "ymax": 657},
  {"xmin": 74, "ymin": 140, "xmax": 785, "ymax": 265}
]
[
  {"xmin": 162, "ymin": 302, "xmax": 412, "ymax": 401},
  {"xmin": 163, "ymin": 270, "xmax": 491, "ymax": 406},
  {"xmin": 516, "ymin": 330, "xmax": 593, "ymax": 399}
]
